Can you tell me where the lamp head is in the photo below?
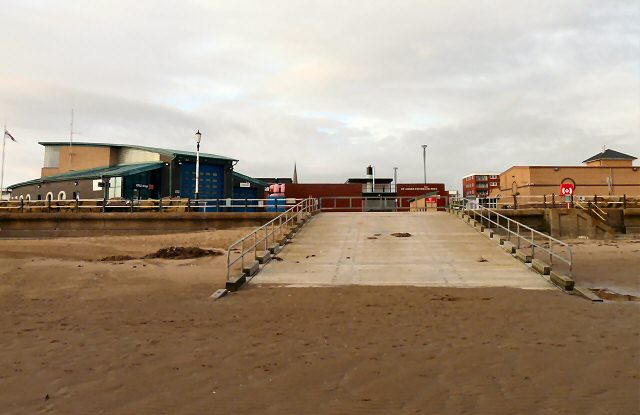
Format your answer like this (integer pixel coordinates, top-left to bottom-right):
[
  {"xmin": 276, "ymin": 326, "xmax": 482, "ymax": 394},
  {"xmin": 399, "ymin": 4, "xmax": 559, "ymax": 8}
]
[{"xmin": 195, "ymin": 130, "xmax": 202, "ymax": 144}]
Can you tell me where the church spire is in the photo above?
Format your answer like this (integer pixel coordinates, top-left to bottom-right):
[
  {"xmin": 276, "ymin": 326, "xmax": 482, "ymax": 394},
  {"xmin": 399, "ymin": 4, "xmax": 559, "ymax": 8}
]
[{"xmin": 293, "ymin": 162, "xmax": 298, "ymax": 184}]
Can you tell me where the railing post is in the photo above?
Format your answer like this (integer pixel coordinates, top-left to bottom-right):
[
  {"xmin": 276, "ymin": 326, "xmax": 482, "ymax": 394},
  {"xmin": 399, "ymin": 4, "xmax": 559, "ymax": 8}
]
[
  {"xmin": 75, "ymin": 197, "xmax": 79, "ymax": 213},
  {"xmin": 552, "ymin": 193, "xmax": 555, "ymax": 208},
  {"xmin": 245, "ymin": 198, "xmax": 248, "ymax": 213},
  {"xmin": 531, "ymin": 228, "xmax": 534, "ymax": 258},
  {"xmin": 543, "ymin": 194, "xmax": 547, "ymax": 209},
  {"xmin": 570, "ymin": 194, "xmax": 574, "ymax": 208},
  {"xmin": 623, "ymin": 194, "xmax": 627, "ymax": 209},
  {"xmin": 158, "ymin": 198, "xmax": 162, "ymax": 212},
  {"xmin": 187, "ymin": 198, "xmax": 191, "ymax": 213},
  {"xmin": 130, "ymin": 198, "xmax": 134, "ymax": 213},
  {"xmin": 20, "ymin": 198, "xmax": 24, "ymax": 213}
]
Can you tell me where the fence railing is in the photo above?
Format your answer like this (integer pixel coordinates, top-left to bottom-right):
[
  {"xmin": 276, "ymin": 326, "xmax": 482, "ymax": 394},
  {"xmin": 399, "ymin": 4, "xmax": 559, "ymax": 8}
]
[
  {"xmin": 318, "ymin": 196, "xmax": 447, "ymax": 212},
  {"xmin": 0, "ymin": 198, "xmax": 305, "ymax": 214},
  {"xmin": 226, "ymin": 198, "xmax": 319, "ymax": 282},
  {"xmin": 469, "ymin": 194, "xmax": 638, "ymax": 210},
  {"xmin": 452, "ymin": 198, "xmax": 573, "ymax": 274}
]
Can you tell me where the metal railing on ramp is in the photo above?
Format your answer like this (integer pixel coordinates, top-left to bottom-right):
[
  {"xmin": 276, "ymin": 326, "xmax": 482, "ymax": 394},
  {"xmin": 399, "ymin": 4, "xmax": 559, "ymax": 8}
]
[
  {"xmin": 451, "ymin": 198, "xmax": 573, "ymax": 275},
  {"xmin": 226, "ymin": 198, "xmax": 319, "ymax": 283}
]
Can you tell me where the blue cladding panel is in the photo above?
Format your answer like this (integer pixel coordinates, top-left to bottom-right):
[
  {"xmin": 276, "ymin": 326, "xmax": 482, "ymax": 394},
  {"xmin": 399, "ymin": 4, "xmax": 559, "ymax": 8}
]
[
  {"xmin": 180, "ymin": 163, "xmax": 224, "ymax": 199},
  {"xmin": 233, "ymin": 187, "xmax": 259, "ymax": 211}
]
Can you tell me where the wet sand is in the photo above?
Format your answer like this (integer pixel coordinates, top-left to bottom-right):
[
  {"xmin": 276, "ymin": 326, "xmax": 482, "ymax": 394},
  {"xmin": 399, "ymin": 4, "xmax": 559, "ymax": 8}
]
[
  {"xmin": 569, "ymin": 238, "xmax": 640, "ymax": 296},
  {"xmin": 0, "ymin": 232, "xmax": 639, "ymax": 414}
]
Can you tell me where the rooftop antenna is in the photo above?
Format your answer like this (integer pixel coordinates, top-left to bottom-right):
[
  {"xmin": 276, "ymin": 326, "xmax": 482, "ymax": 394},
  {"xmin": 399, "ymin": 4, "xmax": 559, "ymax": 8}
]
[
  {"xmin": 601, "ymin": 144, "xmax": 606, "ymax": 153},
  {"xmin": 69, "ymin": 109, "xmax": 74, "ymax": 171}
]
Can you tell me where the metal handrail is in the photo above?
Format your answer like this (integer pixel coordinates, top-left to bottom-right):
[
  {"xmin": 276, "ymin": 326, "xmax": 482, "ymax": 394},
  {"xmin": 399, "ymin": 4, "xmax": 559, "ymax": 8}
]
[
  {"xmin": 452, "ymin": 198, "xmax": 573, "ymax": 274},
  {"xmin": 225, "ymin": 198, "xmax": 319, "ymax": 281},
  {"xmin": 318, "ymin": 196, "xmax": 447, "ymax": 212},
  {"xmin": 0, "ymin": 198, "xmax": 304, "ymax": 213},
  {"xmin": 467, "ymin": 194, "xmax": 638, "ymax": 209}
]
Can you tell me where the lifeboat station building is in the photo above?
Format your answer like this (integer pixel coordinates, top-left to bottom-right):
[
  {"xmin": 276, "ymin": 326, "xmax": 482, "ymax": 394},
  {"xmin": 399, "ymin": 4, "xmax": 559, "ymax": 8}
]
[{"xmin": 8, "ymin": 142, "xmax": 266, "ymax": 202}]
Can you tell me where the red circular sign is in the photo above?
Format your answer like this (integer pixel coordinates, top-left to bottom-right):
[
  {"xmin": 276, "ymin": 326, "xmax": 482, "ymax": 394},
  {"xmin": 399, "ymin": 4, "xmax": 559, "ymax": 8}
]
[{"xmin": 560, "ymin": 183, "xmax": 574, "ymax": 195}]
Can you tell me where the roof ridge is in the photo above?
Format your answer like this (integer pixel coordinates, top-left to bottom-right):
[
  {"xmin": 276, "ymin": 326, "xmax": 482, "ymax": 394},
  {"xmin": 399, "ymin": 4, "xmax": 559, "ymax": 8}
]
[{"xmin": 582, "ymin": 148, "xmax": 637, "ymax": 163}]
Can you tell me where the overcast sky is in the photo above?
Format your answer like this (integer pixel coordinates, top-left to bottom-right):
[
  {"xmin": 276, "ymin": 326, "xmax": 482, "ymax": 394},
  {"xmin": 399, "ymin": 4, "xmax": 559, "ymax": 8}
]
[{"xmin": 1, "ymin": 0, "xmax": 638, "ymax": 191}]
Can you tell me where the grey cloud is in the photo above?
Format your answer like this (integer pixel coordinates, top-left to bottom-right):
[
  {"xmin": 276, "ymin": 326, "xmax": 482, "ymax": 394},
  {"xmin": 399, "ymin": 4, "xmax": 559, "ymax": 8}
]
[{"xmin": 0, "ymin": 0, "xmax": 638, "ymax": 191}]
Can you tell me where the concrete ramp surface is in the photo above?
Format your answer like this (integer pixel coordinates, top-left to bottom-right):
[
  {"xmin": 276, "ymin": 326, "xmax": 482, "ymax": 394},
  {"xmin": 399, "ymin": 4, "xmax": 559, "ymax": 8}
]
[{"xmin": 255, "ymin": 212, "xmax": 551, "ymax": 289}]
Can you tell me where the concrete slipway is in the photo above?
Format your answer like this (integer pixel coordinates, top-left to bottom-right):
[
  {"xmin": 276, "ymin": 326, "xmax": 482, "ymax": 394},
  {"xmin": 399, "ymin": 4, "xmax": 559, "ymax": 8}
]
[{"xmin": 254, "ymin": 212, "xmax": 552, "ymax": 289}]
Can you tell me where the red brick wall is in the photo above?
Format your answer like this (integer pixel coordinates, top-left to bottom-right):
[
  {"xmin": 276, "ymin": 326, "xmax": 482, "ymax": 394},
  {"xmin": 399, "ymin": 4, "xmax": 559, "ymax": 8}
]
[{"xmin": 285, "ymin": 183, "xmax": 363, "ymax": 211}]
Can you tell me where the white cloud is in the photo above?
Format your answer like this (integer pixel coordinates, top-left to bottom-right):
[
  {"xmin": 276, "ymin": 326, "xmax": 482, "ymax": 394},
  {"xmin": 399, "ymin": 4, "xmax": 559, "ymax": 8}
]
[{"xmin": 0, "ymin": 0, "xmax": 638, "ymax": 191}]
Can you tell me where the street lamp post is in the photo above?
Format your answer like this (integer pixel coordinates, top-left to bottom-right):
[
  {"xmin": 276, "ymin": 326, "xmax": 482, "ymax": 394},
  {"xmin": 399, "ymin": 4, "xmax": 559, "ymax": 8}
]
[
  {"xmin": 421, "ymin": 144, "xmax": 428, "ymax": 185},
  {"xmin": 195, "ymin": 130, "xmax": 201, "ymax": 200}
]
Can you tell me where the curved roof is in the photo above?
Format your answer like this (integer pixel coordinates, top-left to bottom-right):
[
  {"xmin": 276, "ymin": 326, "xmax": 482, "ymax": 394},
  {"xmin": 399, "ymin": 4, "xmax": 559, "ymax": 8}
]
[
  {"xmin": 38, "ymin": 141, "xmax": 238, "ymax": 162},
  {"xmin": 8, "ymin": 162, "xmax": 163, "ymax": 189}
]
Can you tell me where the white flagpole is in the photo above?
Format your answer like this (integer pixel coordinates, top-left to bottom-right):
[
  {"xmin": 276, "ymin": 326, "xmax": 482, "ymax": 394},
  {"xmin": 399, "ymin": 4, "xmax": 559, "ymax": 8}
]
[{"xmin": 1, "ymin": 125, "xmax": 6, "ymax": 200}]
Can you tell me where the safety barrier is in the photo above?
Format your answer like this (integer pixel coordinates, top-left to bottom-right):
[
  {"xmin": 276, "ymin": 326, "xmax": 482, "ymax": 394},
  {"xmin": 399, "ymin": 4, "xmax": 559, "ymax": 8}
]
[
  {"xmin": 318, "ymin": 196, "xmax": 447, "ymax": 212},
  {"xmin": 467, "ymin": 194, "xmax": 638, "ymax": 209},
  {"xmin": 451, "ymin": 198, "xmax": 573, "ymax": 274},
  {"xmin": 226, "ymin": 198, "xmax": 319, "ymax": 284},
  {"xmin": 0, "ymin": 198, "xmax": 304, "ymax": 213}
]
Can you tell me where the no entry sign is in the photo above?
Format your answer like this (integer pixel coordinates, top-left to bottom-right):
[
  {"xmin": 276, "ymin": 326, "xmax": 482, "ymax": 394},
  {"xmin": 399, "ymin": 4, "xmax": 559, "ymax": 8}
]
[{"xmin": 560, "ymin": 183, "xmax": 574, "ymax": 196}]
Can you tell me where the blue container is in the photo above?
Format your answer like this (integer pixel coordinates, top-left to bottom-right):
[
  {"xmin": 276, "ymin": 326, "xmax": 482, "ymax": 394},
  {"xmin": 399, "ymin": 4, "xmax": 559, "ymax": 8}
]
[{"xmin": 266, "ymin": 196, "xmax": 286, "ymax": 212}]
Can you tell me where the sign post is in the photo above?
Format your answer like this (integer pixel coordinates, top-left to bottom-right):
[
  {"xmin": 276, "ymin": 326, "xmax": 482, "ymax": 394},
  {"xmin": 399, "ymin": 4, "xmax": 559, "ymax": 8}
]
[{"xmin": 560, "ymin": 183, "xmax": 574, "ymax": 208}]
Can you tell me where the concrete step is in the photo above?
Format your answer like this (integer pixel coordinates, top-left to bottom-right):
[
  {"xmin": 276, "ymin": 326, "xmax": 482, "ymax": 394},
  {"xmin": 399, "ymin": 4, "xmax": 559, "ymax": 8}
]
[
  {"xmin": 502, "ymin": 241, "xmax": 516, "ymax": 254},
  {"xmin": 531, "ymin": 259, "xmax": 550, "ymax": 275},
  {"xmin": 515, "ymin": 249, "xmax": 532, "ymax": 263},
  {"xmin": 242, "ymin": 260, "xmax": 260, "ymax": 277},
  {"xmin": 550, "ymin": 271, "xmax": 575, "ymax": 291},
  {"xmin": 226, "ymin": 274, "xmax": 246, "ymax": 292},
  {"xmin": 268, "ymin": 243, "xmax": 283, "ymax": 255},
  {"xmin": 255, "ymin": 250, "xmax": 272, "ymax": 264},
  {"xmin": 482, "ymin": 229, "xmax": 494, "ymax": 238}
]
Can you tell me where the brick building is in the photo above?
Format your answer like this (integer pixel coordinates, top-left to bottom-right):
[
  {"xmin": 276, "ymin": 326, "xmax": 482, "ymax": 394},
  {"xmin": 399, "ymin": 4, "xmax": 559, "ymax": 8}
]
[
  {"xmin": 461, "ymin": 173, "xmax": 500, "ymax": 198},
  {"xmin": 490, "ymin": 149, "xmax": 639, "ymax": 200},
  {"xmin": 8, "ymin": 142, "xmax": 265, "ymax": 203}
]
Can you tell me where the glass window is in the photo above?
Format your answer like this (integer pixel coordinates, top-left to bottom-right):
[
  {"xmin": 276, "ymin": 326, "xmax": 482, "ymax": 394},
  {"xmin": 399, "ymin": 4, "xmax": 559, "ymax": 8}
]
[
  {"xmin": 44, "ymin": 146, "xmax": 60, "ymax": 168},
  {"xmin": 109, "ymin": 177, "xmax": 123, "ymax": 198}
]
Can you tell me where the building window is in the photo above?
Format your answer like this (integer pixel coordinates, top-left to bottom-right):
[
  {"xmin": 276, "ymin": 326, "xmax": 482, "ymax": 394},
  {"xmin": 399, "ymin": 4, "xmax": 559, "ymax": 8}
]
[
  {"xmin": 58, "ymin": 191, "xmax": 66, "ymax": 200},
  {"xmin": 490, "ymin": 182, "xmax": 498, "ymax": 187},
  {"xmin": 44, "ymin": 146, "xmax": 61, "ymax": 168},
  {"xmin": 25, "ymin": 194, "xmax": 31, "ymax": 201},
  {"xmin": 490, "ymin": 175, "xmax": 498, "ymax": 179},
  {"xmin": 109, "ymin": 177, "xmax": 123, "ymax": 198},
  {"xmin": 45, "ymin": 192, "xmax": 53, "ymax": 201}
]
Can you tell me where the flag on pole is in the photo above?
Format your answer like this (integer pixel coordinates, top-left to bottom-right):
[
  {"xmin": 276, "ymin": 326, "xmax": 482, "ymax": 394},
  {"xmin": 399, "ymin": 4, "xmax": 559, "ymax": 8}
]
[{"xmin": 4, "ymin": 128, "xmax": 16, "ymax": 142}]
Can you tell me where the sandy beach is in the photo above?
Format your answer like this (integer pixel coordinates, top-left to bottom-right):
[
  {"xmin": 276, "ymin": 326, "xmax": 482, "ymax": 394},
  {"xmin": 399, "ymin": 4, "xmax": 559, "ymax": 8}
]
[
  {"xmin": 1, "ymin": 231, "xmax": 639, "ymax": 414},
  {"xmin": 568, "ymin": 238, "xmax": 640, "ymax": 296}
]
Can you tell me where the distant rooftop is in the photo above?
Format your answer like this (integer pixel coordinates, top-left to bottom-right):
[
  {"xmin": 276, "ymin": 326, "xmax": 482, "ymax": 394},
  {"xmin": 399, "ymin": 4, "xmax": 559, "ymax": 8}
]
[
  {"xmin": 39, "ymin": 141, "xmax": 238, "ymax": 162},
  {"xmin": 346, "ymin": 178, "xmax": 394, "ymax": 184},
  {"xmin": 233, "ymin": 172, "xmax": 270, "ymax": 188},
  {"xmin": 583, "ymin": 149, "xmax": 636, "ymax": 163}
]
